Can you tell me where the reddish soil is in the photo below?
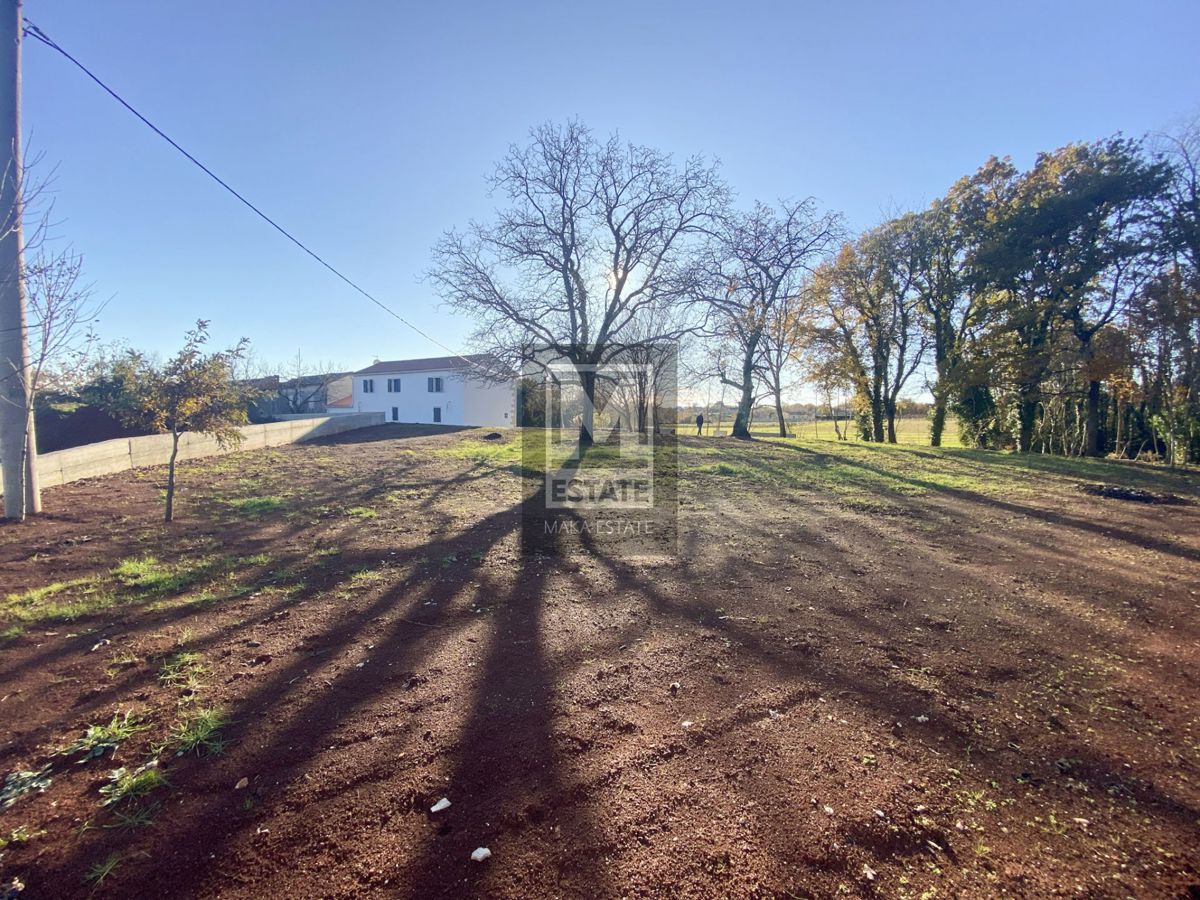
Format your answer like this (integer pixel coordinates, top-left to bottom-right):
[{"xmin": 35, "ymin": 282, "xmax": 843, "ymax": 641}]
[{"xmin": 1, "ymin": 425, "xmax": 1198, "ymax": 899}]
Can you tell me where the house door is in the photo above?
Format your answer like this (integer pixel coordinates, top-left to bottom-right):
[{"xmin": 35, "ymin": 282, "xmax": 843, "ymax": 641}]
[
  {"xmin": 391, "ymin": 407, "xmax": 398, "ymax": 422},
  {"xmin": 433, "ymin": 407, "xmax": 442, "ymax": 423}
]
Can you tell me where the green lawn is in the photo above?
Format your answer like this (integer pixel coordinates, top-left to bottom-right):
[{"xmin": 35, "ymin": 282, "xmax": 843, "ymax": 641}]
[
  {"xmin": 696, "ymin": 415, "xmax": 959, "ymax": 446},
  {"xmin": 434, "ymin": 423, "xmax": 1196, "ymax": 511}
]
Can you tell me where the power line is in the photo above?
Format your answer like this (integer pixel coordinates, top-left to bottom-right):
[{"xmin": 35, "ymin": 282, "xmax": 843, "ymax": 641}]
[{"xmin": 20, "ymin": 19, "xmax": 504, "ymax": 381}]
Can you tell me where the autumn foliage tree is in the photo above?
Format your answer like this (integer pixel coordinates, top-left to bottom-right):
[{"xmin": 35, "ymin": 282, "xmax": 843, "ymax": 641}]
[{"xmin": 88, "ymin": 321, "xmax": 252, "ymax": 521}]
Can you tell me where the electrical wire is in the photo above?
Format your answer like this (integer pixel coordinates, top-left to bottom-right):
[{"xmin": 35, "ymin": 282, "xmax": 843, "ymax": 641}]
[{"xmin": 21, "ymin": 19, "xmax": 505, "ymax": 381}]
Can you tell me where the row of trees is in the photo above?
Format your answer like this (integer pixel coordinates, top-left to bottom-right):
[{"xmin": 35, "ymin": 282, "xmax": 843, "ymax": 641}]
[
  {"xmin": 433, "ymin": 120, "xmax": 1200, "ymax": 460},
  {"xmin": 813, "ymin": 135, "xmax": 1193, "ymax": 459}
]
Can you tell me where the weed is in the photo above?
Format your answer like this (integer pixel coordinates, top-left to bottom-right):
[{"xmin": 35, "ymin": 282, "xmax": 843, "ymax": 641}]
[
  {"xmin": 57, "ymin": 711, "xmax": 150, "ymax": 762},
  {"xmin": 106, "ymin": 801, "xmax": 160, "ymax": 830},
  {"xmin": 344, "ymin": 506, "xmax": 378, "ymax": 519},
  {"xmin": 85, "ymin": 851, "xmax": 122, "ymax": 886},
  {"xmin": 99, "ymin": 761, "xmax": 167, "ymax": 807},
  {"xmin": 0, "ymin": 824, "xmax": 46, "ymax": 849},
  {"xmin": 1, "ymin": 766, "xmax": 52, "ymax": 809},
  {"xmin": 168, "ymin": 707, "xmax": 229, "ymax": 756},
  {"xmin": 109, "ymin": 650, "xmax": 141, "ymax": 668},
  {"xmin": 159, "ymin": 651, "xmax": 205, "ymax": 687},
  {"xmin": 347, "ymin": 566, "xmax": 389, "ymax": 587}
]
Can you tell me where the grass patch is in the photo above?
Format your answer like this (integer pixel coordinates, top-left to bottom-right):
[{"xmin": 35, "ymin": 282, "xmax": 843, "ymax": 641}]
[
  {"xmin": 2, "ymin": 554, "xmax": 245, "ymax": 634},
  {"xmin": 224, "ymin": 496, "xmax": 287, "ymax": 517},
  {"xmin": 112, "ymin": 554, "xmax": 223, "ymax": 597},
  {"xmin": 98, "ymin": 761, "xmax": 167, "ymax": 807},
  {"xmin": 671, "ymin": 433, "xmax": 1198, "ymax": 505},
  {"xmin": 1, "ymin": 577, "xmax": 115, "ymax": 637},
  {"xmin": 433, "ymin": 439, "xmax": 523, "ymax": 465},
  {"xmin": 56, "ymin": 711, "xmax": 150, "ymax": 763},
  {"xmin": 168, "ymin": 706, "xmax": 229, "ymax": 756},
  {"xmin": 695, "ymin": 461, "xmax": 753, "ymax": 478},
  {"xmin": 344, "ymin": 506, "xmax": 378, "ymax": 519}
]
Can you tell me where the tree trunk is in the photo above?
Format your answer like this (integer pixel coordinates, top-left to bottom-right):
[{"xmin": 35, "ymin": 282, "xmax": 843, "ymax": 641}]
[
  {"xmin": 731, "ymin": 361, "xmax": 755, "ymax": 439},
  {"xmin": 1084, "ymin": 379, "xmax": 1102, "ymax": 457},
  {"xmin": 549, "ymin": 381, "xmax": 563, "ymax": 430},
  {"xmin": 1017, "ymin": 390, "xmax": 1038, "ymax": 453},
  {"xmin": 731, "ymin": 385, "xmax": 753, "ymax": 438},
  {"xmin": 869, "ymin": 366, "xmax": 885, "ymax": 442},
  {"xmin": 165, "ymin": 429, "xmax": 180, "ymax": 522},
  {"xmin": 885, "ymin": 398, "xmax": 897, "ymax": 444},
  {"xmin": 930, "ymin": 394, "xmax": 947, "ymax": 447},
  {"xmin": 578, "ymin": 367, "xmax": 596, "ymax": 447},
  {"xmin": 1108, "ymin": 398, "xmax": 1118, "ymax": 458},
  {"xmin": 774, "ymin": 391, "xmax": 787, "ymax": 438}
]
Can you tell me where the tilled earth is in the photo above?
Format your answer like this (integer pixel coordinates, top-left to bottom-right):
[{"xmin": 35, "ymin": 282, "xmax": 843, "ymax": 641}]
[{"xmin": 0, "ymin": 425, "xmax": 1198, "ymax": 899}]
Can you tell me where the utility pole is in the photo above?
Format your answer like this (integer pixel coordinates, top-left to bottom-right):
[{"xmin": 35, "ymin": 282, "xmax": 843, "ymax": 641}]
[{"xmin": 0, "ymin": 0, "xmax": 39, "ymax": 519}]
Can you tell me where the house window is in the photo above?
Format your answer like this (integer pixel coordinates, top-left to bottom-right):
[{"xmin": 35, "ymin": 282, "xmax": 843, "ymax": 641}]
[
  {"xmin": 391, "ymin": 407, "xmax": 399, "ymax": 422},
  {"xmin": 433, "ymin": 407, "xmax": 442, "ymax": 423},
  {"xmin": 427, "ymin": 377, "xmax": 444, "ymax": 393},
  {"xmin": 362, "ymin": 378, "xmax": 375, "ymax": 393},
  {"xmin": 387, "ymin": 378, "xmax": 401, "ymax": 392}
]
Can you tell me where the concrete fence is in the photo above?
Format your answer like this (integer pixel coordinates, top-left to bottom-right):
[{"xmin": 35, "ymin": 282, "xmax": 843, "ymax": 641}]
[{"xmin": 0, "ymin": 412, "xmax": 385, "ymax": 495}]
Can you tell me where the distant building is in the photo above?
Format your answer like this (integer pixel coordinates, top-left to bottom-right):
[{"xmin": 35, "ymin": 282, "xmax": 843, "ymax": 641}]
[
  {"xmin": 353, "ymin": 354, "xmax": 515, "ymax": 427},
  {"xmin": 276, "ymin": 372, "xmax": 352, "ymax": 415},
  {"xmin": 325, "ymin": 374, "xmax": 354, "ymax": 412},
  {"xmin": 239, "ymin": 373, "xmax": 354, "ymax": 421}
]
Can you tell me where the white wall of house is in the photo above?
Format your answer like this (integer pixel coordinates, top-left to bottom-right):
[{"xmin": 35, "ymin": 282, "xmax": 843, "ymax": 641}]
[{"xmin": 352, "ymin": 368, "xmax": 515, "ymax": 427}]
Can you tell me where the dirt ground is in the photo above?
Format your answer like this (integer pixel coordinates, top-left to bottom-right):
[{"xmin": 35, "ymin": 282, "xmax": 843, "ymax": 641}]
[{"xmin": 1, "ymin": 425, "xmax": 1198, "ymax": 899}]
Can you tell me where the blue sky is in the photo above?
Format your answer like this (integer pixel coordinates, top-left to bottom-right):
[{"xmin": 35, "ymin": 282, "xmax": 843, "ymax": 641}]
[{"xmin": 24, "ymin": 0, "xmax": 1200, "ymax": 373}]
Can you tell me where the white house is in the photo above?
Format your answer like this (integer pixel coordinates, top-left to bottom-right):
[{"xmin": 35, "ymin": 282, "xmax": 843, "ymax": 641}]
[{"xmin": 352, "ymin": 354, "xmax": 516, "ymax": 427}]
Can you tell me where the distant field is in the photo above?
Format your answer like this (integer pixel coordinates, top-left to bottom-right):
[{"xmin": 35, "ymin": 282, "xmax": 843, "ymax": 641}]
[{"xmin": 693, "ymin": 414, "xmax": 961, "ymax": 446}]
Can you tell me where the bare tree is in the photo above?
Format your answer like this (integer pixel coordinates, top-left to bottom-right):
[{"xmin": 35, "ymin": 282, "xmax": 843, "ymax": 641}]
[
  {"xmin": 276, "ymin": 351, "xmax": 344, "ymax": 414},
  {"xmin": 430, "ymin": 121, "xmax": 725, "ymax": 446},
  {"xmin": 758, "ymin": 285, "xmax": 814, "ymax": 436},
  {"xmin": 1154, "ymin": 116, "xmax": 1200, "ymax": 277},
  {"xmin": 0, "ymin": 246, "xmax": 102, "ymax": 517},
  {"xmin": 25, "ymin": 246, "xmax": 105, "ymax": 397},
  {"xmin": 0, "ymin": 152, "xmax": 58, "ymax": 518},
  {"xmin": 606, "ymin": 300, "xmax": 688, "ymax": 434},
  {"xmin": 696, "ymin": 199, "xmax": 842, "ymax": 438}
]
